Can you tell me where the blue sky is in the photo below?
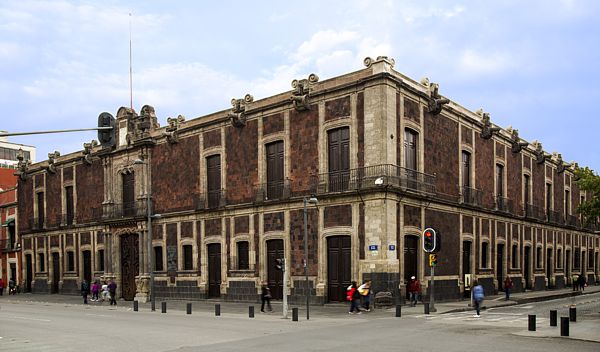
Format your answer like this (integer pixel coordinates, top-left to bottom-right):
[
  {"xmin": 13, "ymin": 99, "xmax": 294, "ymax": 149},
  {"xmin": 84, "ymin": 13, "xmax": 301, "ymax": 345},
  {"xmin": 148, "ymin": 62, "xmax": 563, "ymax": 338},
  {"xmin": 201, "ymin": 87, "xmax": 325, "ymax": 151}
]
[{"xmin": 1, "ymin": 0, "xmax": 599, "ymax": 171}]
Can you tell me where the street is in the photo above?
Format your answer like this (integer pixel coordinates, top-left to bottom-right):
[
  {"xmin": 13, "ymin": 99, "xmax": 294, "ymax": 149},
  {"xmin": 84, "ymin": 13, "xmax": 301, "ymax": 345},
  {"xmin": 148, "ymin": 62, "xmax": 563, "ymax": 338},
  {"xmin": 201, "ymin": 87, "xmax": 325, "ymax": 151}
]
[{"xmin": 1, "ymin": 293, "xmax": 599, "ymax": 351}]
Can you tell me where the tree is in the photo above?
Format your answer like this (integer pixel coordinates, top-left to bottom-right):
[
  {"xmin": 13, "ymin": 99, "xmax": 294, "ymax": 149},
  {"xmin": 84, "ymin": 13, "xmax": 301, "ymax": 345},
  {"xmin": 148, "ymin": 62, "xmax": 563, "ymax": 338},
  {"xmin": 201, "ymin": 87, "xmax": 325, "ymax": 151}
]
[{"xmin": 575, "ymin": 166, "xmax": 600, "ymax": 227}]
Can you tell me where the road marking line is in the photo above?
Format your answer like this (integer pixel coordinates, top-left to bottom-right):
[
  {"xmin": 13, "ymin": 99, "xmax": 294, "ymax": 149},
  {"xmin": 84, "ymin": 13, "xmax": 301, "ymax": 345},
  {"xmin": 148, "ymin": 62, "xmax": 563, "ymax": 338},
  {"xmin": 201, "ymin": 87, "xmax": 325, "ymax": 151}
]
[
  {"xmin": 86, "ymin": 313, "xmax": 109, "ymax": 317},
  {"xmin": 6, "ymin": 315, "xmax": 51, "ymax": 322}
]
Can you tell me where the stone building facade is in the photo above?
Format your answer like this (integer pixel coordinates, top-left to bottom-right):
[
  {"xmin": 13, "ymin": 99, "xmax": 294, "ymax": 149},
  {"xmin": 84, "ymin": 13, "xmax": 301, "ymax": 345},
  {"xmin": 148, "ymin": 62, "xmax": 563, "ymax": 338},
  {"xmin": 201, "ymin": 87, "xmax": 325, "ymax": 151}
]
[{"xmin": 16, "ymin": 56, "xmax": 600, "ymax": 303}]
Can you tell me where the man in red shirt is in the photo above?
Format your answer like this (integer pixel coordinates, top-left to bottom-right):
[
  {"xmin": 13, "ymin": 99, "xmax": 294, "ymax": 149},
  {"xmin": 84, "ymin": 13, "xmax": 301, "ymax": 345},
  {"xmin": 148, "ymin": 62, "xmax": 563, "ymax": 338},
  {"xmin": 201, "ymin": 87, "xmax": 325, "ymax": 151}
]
[{"xmin": 408, "ymin": 276, "xmax": 420, "ymax": 306}]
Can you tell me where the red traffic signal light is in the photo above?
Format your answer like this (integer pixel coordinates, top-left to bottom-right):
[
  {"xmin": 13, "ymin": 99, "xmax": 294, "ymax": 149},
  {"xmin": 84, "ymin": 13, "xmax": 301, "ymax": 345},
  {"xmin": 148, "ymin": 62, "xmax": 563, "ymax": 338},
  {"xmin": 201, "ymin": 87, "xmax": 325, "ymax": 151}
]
[{"xmin": 422, "ymin": 228, "xmax": 436, "ymax": 252}]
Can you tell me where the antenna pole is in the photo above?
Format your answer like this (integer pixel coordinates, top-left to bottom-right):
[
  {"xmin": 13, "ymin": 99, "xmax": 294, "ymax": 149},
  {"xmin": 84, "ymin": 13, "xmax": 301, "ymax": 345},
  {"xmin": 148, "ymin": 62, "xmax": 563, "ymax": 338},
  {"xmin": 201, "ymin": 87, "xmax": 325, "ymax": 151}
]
[{"xmin": 129, "ymin": 12, "xmax": 133, "ymax": 110}]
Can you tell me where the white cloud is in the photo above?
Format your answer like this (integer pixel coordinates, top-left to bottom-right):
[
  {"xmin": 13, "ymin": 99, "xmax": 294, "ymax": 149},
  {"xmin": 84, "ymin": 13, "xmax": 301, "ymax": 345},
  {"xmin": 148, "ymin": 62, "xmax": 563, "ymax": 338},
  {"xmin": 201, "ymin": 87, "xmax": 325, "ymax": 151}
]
[{"xmin": 458, "ymin": 49, "xmax": 515, "ymax": 76}]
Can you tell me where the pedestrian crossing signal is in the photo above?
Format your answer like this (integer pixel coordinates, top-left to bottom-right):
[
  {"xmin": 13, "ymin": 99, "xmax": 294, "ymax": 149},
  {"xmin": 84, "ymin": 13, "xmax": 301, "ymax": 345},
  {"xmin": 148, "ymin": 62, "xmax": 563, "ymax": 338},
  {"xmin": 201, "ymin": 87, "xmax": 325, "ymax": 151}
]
[{"xmin": 429, "ymin": 254, "xmax": 438, "ymax": 267}]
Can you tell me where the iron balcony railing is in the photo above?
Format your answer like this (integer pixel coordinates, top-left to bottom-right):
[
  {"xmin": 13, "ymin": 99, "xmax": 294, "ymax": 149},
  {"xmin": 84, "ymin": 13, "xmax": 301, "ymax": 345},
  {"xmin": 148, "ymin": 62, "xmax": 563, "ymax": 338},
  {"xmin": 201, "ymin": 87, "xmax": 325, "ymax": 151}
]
[
  {"xmin": 196, "ymin": 190, "xmax": 227, "ymax": 210},
  {"xmin": 495, "ymin": 196, "xmax": 514, "ymax": 213},
  {"xmin": 103, "ymin": 199, "xmax": 148, "ymax": 219},
  {"xmin": 311, "ymin": 164, "xmax": 436, "ymax": 196},
  {"xmin": 525, "ymin": 203, "xmax": 544, "ymax": 220},
  {"xmin": 255, "ymin": 179, "xmax": 291, "ymax": 203},
  {"xmin": 546, "ymin": 210, "xmax": 562, "ymax": 224},
  {"xmin": 461, "ymin": 186, "xmax": 483, "ymax": 207}
]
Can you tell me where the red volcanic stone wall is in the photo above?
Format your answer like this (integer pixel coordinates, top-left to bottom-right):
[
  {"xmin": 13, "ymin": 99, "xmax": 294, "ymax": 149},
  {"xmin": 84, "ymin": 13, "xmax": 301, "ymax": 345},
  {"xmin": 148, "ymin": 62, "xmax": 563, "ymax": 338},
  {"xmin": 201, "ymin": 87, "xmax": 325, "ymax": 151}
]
[
  {"xmin": 357, "ymin": 92, "xmax": 364, "ymax": 169},
  {"xmin": 225, "ymin": 119, "xmax": 258, "ymax": 204},
  {"xmin": 403, "ymin": 97, "xmax": 420, "ymax": 124},
  {"xmin": 554, "ymin": 170, "xmax": 564, "ymax": 218},
  {"xmin": 262, "ymin": 113, "xmax": 284, "ymax": 136},
  {"xmin": 76, "ymin": 162, "xmax": 103, "ymax": 223},
  {"xmin": 80, "ymin": 232, "xmax": 90, "ymax": 245},
  {"xmin": 507, "ymin": 149, "xmax": 522, "ymax": 214},
  {"xmin": 153, "ymin": 223, "xmax": 163, "ymax": 240},
  {"xmin": 63, "ymin": 166, "xmax": 73, "ymax": 182},
  {"xmin": 203, "ymin": 129, "xmax": 221, "ymax": 149},
  {"xmin": 289, "ymin": 105, "xmax": 319, "ymax": 194},
  {"xmin": 51, "ymin": 235, "xmax": 59, "ymax": 247},
  {"xmin": 166, "ymin": 223, "xmax": 177, "ymax": 246},
  {"xmin": 495, "ymin": 143, "xmax": 505, "ymax": 160},
  {"xmin": 234, "ymin": 216, "xmax": 249, "ymax": 234},
  {"xmin": 205, "ymin": 218, "xmax": 222, "ymax": 237},
  {"xmin": 475, "ymin": 135, "xmax": 494, "ymax": 208},
  {"xmin": 425, "ymin": 209, "xmax": 459, "ymax": 275},
  {"xmin": 181, "ymin": 221, "xmax": 193, "ymax": 238},
  {"xmin": 462, "ymin": 216, "xmax": 473, "ymax": 234},
  {"xmin": 152, "ymin": 136, "xmax": 199, "ymax": 214},
  {"xmin": 324, "ymin": 205, "xmax": 352, "ymax": 228},
  {"xmin": 461, "ymin": 126, "xmax": 472, "ymax": 146},
  {"xmin": 424, "ymin": 112, "xmax": 459, "ymax": 198},
  {"xmin": 263, "ymin": 212, "xmax": 284, "ymax": 232},
  {"xmin": 532, "ymin": 161, "xmax": 545, "ymax": 209},
  {"xmin": 289, "ymin": 209, "xmax": 318, "ymax": 276},
  {"xmin": 45, "ymin": 171, "xmax": 61, "ymax": 228},
  {"xmin": 17, "ymin": 178, "xmax": 33, "ymax": 232},
  {"xmin": 325, "ymin": 96, "xmax": 350, "ymax": 121},
  {"xmin": 403, "ymin": 205, "xmax": 421, "ymax": 227}
]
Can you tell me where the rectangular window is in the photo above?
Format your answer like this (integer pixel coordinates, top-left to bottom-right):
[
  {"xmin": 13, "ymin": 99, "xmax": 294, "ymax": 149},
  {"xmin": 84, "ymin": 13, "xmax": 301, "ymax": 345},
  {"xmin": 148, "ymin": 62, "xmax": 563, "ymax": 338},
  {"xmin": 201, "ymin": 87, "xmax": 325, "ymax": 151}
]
[
  {"xmin": 206, "ymin": 155, "xmax": 221, "ymax": 208},
  {"xmin": 98, "ymin": 249, "xmax": 104, "ymax": 271},
  {"xmin": 546, "ymin": 183, "xmax": 552, "ymax": 212},
  {"xmin": 154, "ymin": 246, "xmax": 163, "ymax": 271},
  {"xmin": 183, "ymin": 245, "xmax": 193, "ymax": 270},
  {"xmin": 237, "ymin": 241, "xmax": 249, "ymax": 270},
  {"xmin": 461, "ymin": 151, "xmax": 471, "ymax": 188},
  {"xmin": 328, "ymin": 127, "xmax": 350, "ymax": 192},
  {"xmin": 537, "ymin": 247, "xmax": 543, "ymax": 268},
  {"xmin": 404, "ymin": 129, "xmax": 418, "ymax": 171},
  {"xmin": 38, "ymin": 253, "xmax": 45, "ymax": 272},
  {"xmin": 496, "ymin": 164, "xmax": 504, "ymax": 198},
  {"xmin": 589, "ymin": 250, "xmax": 594, "ymax": 269},
  {"xmin": 512, "ymin": 244, "xmax": 518, "ymax": 268},
  {"xmin": 557, "ymin": 249, "xmax": 562, "ymax": 269},
  {"xmin": 37, "ymin": 192, "xmax": 45, "ymax": 228},
  {"xmin": 266, "ymin": 141, "xmax": 284, "ymax": 199},
  {"xmin": 524, "ymin": 174, "xmax": 530, "ymax": 205},
  {"xmin": 574, "ymin": 249, "xmax": 580, "ymax": 269},
  {"xmin": 565, "ymin": 190, "xmax": 570, "ymax": 217},
  {"xmin": 67, "ymin": 251, "xmax": 75, "ymax": 271},
  {"xmin": 65, "ymin": 186, "xmax": 74, "ymax": 225},
  {"xmin": 481, "ymin": 242, "xmax": 488, "ymax": 268}
]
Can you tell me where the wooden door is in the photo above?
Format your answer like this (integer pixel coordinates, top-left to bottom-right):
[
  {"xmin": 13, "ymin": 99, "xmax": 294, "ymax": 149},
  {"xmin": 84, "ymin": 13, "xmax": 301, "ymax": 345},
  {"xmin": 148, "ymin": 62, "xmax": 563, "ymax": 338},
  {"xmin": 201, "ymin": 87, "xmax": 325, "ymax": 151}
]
[
  {"xmin": 497, "ymin": 244, "xmax": 504, "ymax": 291},
  {"xmin": 404, "ymin": 236, "xmax": 419, "ymax": 299},
  {"xmin": 207, "ymin": 243, "xmax": 221, "ymax": 298},
  {"xmin": 120, "ymin": 233, "xmax": 139, "ymax": 300},
  {"xmin": 524, "ymin": 246, "xmax": 531, "ymax": 289},
  {"xmin": 327, "ymin": 236, "xmax": 351, "ymax": 302},
  {"xmin": 83, "ymin": 250, "xmax": 92, "ymax": 284},
  {"xmin": 266, "ymin": 239, "xmax": 284, "ymax": 300},
  {"xmin": 25, "ymin": 254, "xmax": 33, "ymax": 293},
  {"xmin": 52, "ymin": 252, "xmax": 60, "ymax": 293},
  {"xmin": 266, "ymin": 141, "xmax": 284, "ymax": 199},
  {"xmin": 207, "ymin": 155, "xmax": 221, "ymax": 208},
  {"xmin": 122, "ymin": 172, "xmax": 135, "ymax": 216},
  {"xmin": 327, "ymin": 128, "xmax": 350, "ymax": 192}
]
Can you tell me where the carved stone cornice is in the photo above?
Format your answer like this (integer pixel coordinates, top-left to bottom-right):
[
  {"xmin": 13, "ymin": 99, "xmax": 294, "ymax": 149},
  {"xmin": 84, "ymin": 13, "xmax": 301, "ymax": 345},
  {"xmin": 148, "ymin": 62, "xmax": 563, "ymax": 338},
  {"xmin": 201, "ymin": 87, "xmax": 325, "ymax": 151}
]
[
  {"xmin": 290, "ymin": 74, "xmax": 319, "ymax": 111},
  {"xmin": 82, "ymin": 140, "xmax": 98, "ymax": 165},
  {"xmin": 506, "ymin": 127, "xmax": 528, "ymax": 153},
  {"xmin": 164, "ymin": 115, "xmax": 186, "ymax": 143},
  {"xmin": 553, "ymin": 152, "xmax": 566, "ymax": 173},
  {"xmin": 478, "ymin": 110, "xmax": 501, "ymax": 139},
  {"xmin": 420, "ymin": 78, "xmax": 449, "ymax": 116},
  {"xmin": 47, "ymin": 151, "xmax": 60, "ymax": 174},
  {"xmin": 228, "ymin": 94, "xmax": 253, "ymax": 128},
  {"xmin": 532, "ymin": 140, "xmax": 547, "ymax": 164}
]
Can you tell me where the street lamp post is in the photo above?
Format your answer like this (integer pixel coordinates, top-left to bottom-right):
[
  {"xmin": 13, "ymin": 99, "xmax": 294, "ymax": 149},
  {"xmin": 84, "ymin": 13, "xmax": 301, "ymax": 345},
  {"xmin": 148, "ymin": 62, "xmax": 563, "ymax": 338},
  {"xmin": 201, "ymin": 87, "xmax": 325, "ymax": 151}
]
[{"xmin": 303, "ymin": 196, "xmax": 318, "ymax": 320}]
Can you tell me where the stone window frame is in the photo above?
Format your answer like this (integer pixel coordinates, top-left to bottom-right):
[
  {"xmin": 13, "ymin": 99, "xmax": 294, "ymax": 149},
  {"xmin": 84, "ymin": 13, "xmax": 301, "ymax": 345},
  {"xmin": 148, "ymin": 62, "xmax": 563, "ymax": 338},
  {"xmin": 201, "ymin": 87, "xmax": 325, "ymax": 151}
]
[
  {"xmin": 460, "ymin": 147, "xmax": 474, "ymax": 195},
  {"xmin": 37, "ymin": 251, "xmax": 46, "ymax": 273},
  {"xmin": 96, "ymin": 248, "xmax": 105, "ymax": 272},
  {"xmin": 511, "ymin": 242, "xmax": 520, "ymax": 269},
  {"xmin": 480, "ymin": 240, "xmax": 490, "ymax": 269},
  {"xmin": 66, "ymin": 250, "xmax": 75, "ymax": 272},
  {"xmin": 522, "ymin": 170, "xmax": 532, "ymax": 208},
  {"xmin": 556, "ymin": 246, "xmax": 563, "ymax": 269},
  {"xmin": 153, "ymin": 245, "xmax": 164, "ymax": 272},
  {"xmin": 261, "ymin": 137, "xmax": 286, "ymax": 194},
  {"xmin": 234, "ymin": 238, "xmax": 250, "ymax": 271},
  {"xmin": 230, "ymin": 234, "xmax": 252, "ymax": 272},
  {"xmin": 323, "ymin": 123, "xmax": 352, "ymax": 173},
  {"xmin": 180, "ymin": 241, "xmax": 194, "ymax": 271},
  {"xmin": 62, "ymin": 180, "xmax": 76, "ymax": 226},
  {"xmin": 536, "ymin": 245, "xmax": 544, "ymax": 269},
  {"xmin": 545, "ymin": 182, "xmax": 554, "ymax": 213},
  {"xmin": 402, "ymin": 126, "xmax": 421, "ymax": 172},
  {"xmin": 494, "ymin": 161, "xmax": 506, "ymax": 200},
  {"xmin": 201, "ymin": 147, "xmax": 225, "ymax": 203}
]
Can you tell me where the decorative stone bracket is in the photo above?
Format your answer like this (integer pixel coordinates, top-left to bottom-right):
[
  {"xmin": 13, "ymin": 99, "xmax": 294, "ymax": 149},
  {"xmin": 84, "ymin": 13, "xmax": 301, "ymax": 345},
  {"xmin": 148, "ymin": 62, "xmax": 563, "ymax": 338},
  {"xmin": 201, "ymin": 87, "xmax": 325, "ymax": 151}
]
[
  {"xmin": 532, "ymin": 140, "xmax": 547, "ymax": 164},
  {"xmin": 290, "ymin": 74, "xmax": 319, "ymax": 111},
  {"xmin": 47, "ymin": 151, "xmax": 60, "ymax": 173},
  {"xmin": 478, "ymin": 110, "xmax": 501, "ymax": 139},
  {"xmin": 164, "ymin": 115, "xmax": 186, "ymax": 143},
  {"xmin": 363, "ymin": 56, "xmax": 396, "ymax": 69},
  {"xmin": 421, "ymin": 79, "xmax": 449, "ymax": 116},
  {"xmin": 16, "ymin": 149, "xmax": 30, "ymax": 181},
  {"xmin": 553, "ymin": 152, "xmax": 566, "ymax": 173},
  {"xmin": 507, "ymin": 127, "xmax": 528, "ymax": 153},
  {"xmin": 228, "ymin": 94, "xmax": 253, "ymax": 128},
  {"xmin": 82, "ymin": 140, "xmax": 98, "ymax": 165}
]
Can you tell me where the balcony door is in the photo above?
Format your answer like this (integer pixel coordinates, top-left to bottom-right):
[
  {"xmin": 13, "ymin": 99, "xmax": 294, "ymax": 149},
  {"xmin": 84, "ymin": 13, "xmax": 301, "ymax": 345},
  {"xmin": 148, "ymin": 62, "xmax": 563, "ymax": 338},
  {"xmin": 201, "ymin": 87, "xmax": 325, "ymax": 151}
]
[
  {"xmin": 266, "ymin": 141, "xmax": 284, "ymax": 199},
  {"xmin": 207, "ymin": 155, "xmax": 221, "ymax": 208},
  {"xmin": 328, "ymin": 127, "xmax": 350, "ymax": 192}
]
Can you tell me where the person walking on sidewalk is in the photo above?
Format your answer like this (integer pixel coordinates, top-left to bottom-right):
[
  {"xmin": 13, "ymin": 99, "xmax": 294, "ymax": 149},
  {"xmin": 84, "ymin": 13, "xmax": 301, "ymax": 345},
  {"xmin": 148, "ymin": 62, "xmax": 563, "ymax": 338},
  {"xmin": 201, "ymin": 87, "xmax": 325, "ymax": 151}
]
[
  {"xmin": 81, "ymin": 279, "xmax": 90, "ymax": 304},
  {"xmin": 577, "ymin": 274, "xmax": 587, "ymax": 291},
  {"xmin": 503, "ymin": 276, "xmax": 513, "ymax": 300},
  {"xmin": 0, "ymin": 277, "xmax": 4, "ymax": 296},
  {"xmin": 108, "ymin": 280, "xmax": 117, "ymax": 305},
  {"xmin": 260, "ymin": 282, "xmax": 272, "ymax": 313},
  {"xmin": 347, "ymin": 281, "xmax": 361, "ymax": 314},
  {"xmin": 408, "ymin": 276, "xmax": 420, "ymax": 306},
  {"xmin": 472, "ymin": 281, "xmax": 484, "ymax": 318},
  {"xmin": 358, "ymin": 280, "xmax": 372, "ymax": 311}
]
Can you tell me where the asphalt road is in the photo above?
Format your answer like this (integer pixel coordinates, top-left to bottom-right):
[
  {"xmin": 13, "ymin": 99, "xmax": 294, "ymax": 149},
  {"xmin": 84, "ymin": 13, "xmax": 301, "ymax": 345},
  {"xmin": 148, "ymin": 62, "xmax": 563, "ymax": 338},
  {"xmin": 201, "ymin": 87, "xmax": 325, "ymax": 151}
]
[{"xmin": 1, "ymin": 295, "xmax": 599, "ymax": 352}]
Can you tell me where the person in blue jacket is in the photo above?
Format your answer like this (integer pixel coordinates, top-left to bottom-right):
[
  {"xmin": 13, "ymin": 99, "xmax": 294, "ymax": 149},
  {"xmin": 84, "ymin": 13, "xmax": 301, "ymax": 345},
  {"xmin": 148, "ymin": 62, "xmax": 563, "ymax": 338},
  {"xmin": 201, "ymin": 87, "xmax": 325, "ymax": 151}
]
[{"xmin": 472, "ymin": 281, "xmax": 484, "ymax": 318}]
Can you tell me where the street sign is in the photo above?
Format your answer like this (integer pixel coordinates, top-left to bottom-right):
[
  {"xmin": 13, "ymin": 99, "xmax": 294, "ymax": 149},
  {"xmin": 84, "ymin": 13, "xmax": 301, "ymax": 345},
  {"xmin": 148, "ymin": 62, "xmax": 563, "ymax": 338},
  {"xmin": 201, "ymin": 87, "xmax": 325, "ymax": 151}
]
[
  {"xmin": 388, "ymin": 245, "xmax": 396, "ymax": 251},
  {"xmin": 368, "ymin": 245, "xmax": 378, "ymax": 251}
]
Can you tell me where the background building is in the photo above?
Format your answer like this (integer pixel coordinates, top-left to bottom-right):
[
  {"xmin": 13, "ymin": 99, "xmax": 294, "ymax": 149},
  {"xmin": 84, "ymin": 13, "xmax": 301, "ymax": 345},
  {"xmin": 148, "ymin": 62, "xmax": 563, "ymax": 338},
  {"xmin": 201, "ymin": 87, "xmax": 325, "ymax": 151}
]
[{"xmin": 16, "ymin": 57, "xmax": 599, "ymax": 303}]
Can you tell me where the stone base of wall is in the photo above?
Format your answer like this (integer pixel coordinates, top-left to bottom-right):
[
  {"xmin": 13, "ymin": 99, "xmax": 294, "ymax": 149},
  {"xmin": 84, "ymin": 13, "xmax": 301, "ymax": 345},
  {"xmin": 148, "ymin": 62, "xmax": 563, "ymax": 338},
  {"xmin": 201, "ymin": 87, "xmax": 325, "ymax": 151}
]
[
  {"xmin": 425, "ymin": 279, "xmax": 461, "ymax": 301},
  {"xmin": 32, "ymin": 279, "xmax": 48, "ymax": 293},
  {"xmin": 61, "ymin": 279, "xmax": 79, "ymax": 295},
  {"xmin": 587, "ymin": 274, "xmax": 596, "ymax": 285},
  {"xmin": 512, "ymin": 278, "xmax": 524, "ymax": 293},
  {"xmin": 554, "ymin": 275, "xmax": 565, "ymax": 289},
  {"xmin": 224, "ymin": 281, "xmax": 258, "ymax": 302},
  {"xmin": 534, "ymin": 277, "xmax": 546, "ymax": 291},
  {"xmin": 154, "ymin": 280, "xmax": 204, "ymax": 300},
  {"xmin": 478, "ymin": 277, "xmax": 495, "ymax": 297},
  {"xmin": 289, "ymin": 280, "xmax": 324, "ymax": 305}
]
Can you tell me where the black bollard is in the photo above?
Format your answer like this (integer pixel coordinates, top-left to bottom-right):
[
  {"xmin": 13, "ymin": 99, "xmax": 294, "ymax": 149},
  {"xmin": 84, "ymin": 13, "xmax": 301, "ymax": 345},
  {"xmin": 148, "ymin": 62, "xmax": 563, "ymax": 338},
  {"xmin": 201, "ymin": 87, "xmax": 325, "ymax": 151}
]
[
  {"xmin": 215, "ymin": 304, "xmax": 221, "ymax": 316},
  {"xmin": 569, "ymin": 306, "xmax": 576, "ymax": 322},
  {"xmin": 396, "ymin": 305, "xmax": 401, "ymax": 317},
  {"xmin": 151, "ymin": 300, "xmax": 156, "ymax": 312},
  {"xmin": 161, "ymin": 301, "xmax": 167, "ymax": 314},
  {"xmin": 133, "ymin": 300, "xmax": 138, "ymax": 312},
  {"xmin": 550, "ymin": 310, "xmax": 557, "ymax": 327},
  {"xmin": 186, "ymin": 303, "xmax": 192, "ymax": 315},
  {"xmin": 292, "ymin": 307, "xmax": 299, "ymax": 321},
  {"xmin": 528, "ymin": 315, "xmax": 536, "ymax": 331},
  {"xmin": 561, "ymin": 317, "xmax": 569, "ymax": 336},
  {"xmin": 424, "ymin": 303, "xmax": 430, "ymax": 315},
  {"xmin": 249, "ymin": 306, "xmax": 254, "ymax": 318}
]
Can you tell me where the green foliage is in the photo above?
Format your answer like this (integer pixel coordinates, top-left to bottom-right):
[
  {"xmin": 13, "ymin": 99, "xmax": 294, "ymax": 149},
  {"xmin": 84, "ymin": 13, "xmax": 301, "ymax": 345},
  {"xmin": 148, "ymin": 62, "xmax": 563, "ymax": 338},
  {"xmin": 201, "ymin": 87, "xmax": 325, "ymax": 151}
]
[{"xmin": 575, "ymin": 166, "xmax": 600, "ymax": 225}]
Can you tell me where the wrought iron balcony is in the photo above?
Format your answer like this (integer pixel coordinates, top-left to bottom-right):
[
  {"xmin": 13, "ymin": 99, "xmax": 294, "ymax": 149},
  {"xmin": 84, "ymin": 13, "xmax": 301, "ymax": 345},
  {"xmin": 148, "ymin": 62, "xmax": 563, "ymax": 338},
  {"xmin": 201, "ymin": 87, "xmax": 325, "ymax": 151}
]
[
  {"xmin": 196, "ymin": 190, "xmax": 227, "ymax": 210},
  {"xmin": 525, "ymin": 203, "xmax": 544, "ymax": 220},
  {"xmin": 311, "ymin": 164, "xmax": 436, "ymax": 196},
  {"xmin": 495, "ymin": 196, "xmax": 514, "ymax": 213},
  {"xmin": 461, "ymin": 186, "xmax": 483, "ymax": 207},
  {"xmin": 103, "ymin": 200, "xmax": 148, "ymax": 219},
  {"xmin": 255, "ymin": 179, "xmax": 291, "ymax": 203},
  {"xmin": 546, "ymin": 210, "xmax": 562, "ymax": 224}
]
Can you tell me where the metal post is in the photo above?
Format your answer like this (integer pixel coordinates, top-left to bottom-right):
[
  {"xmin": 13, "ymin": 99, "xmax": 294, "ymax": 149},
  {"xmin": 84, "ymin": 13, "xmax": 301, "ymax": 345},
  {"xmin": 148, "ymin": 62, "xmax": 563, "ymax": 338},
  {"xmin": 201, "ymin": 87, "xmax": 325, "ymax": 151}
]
[
  {"xmin": 292, "ymin": 307, "xmax": 298, "ymax": 321},
  {"xmin": 430, "ymin": 265, "xmax": 436, "ymax": 312},
  {"xmin": 550, "ymin": 310, "xmax": 557, "ymax": 326},
  {"xmin": 151, "ymin": 300, "xmax": 155, "ymax": 312},
  {"xmin": 569, "ymin": 306, "xmax": 576, "ymax": 322},
  {"xmin": 186, "ymin": 303, "xmax": 192, "ymax": 315},
  {"xmin": 161, "ymin": 301, "xmax": 167, "ymax": 313},
  {"xmin": 146, "ymin": 163, "xmax": 155, "ymax": 312},
  {"xmin": 424, "ymin": 302, "xmax": 430, "ymax": 314},
  {"xmin": 249, "ymin": 306, "xmax": 255, "ymax": 318},
  {"xmin": 283, "ymin": 258, "xmax": 288, "ymax": 319},
  {"xmin": 133, "ymin": 300, "xmax": 138, "ymax": 311},
  {"xmin": 303, "ymin": 197, "xmax": 310, "ymax": 320},
  {"xmin": 528, "ymin": 315, "xmax": 536, "ymax": 331},
  {"xmin": 561, "ymin": 317, "xmax": 569, "ymax": 336},
  {"xmin": 215, "ymin": 304, "xmax": 220, "ymax": 316},
  {"xmin": 396, "ymin": 305, "xmax": 401, "ymax": 317}
]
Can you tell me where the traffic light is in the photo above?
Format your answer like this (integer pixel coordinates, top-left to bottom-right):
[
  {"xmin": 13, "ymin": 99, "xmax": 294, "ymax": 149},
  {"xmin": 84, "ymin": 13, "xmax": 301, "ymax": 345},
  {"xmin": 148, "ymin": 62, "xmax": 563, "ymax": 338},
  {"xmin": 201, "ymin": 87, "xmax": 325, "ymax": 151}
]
[
  {"xmin": 422, "ymin": 227, "xmax": 437, "ymax": 252},
  {"xmin": 97, "ymin": 112, "xmax": 116, "ymax": 148},
  {"xmin": 429, "ymin": 253, "xmax": 438, "ymax": 267},
  {"xmin": 275, "ymin": 258, "xmax": 285, "ymax": 271}
]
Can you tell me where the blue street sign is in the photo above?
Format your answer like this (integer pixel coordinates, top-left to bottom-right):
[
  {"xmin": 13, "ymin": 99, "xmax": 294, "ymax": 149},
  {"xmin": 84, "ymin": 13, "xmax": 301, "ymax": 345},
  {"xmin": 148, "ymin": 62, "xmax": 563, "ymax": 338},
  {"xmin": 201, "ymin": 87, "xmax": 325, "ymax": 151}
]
[
  {"xmin": 368, "ymin": 245, "xmax": 378, "ymax": 251},
  {"xmin": 389, "ymin": 245, "xmax": 396, "ymax": 251}
]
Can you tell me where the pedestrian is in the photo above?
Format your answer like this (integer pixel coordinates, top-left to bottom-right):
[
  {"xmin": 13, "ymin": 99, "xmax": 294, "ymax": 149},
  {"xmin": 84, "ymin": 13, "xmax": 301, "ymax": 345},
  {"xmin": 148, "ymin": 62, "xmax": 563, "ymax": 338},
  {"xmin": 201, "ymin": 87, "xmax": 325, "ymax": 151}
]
[
  {"xmin": 101, "ymin": 281, "xmax": 110, "ymax": 301},
  {"xmin": 81, "ymin": 279, "xmax": 90, "ymax": 304},
  {"xmin": 358, "ymin": 280, "xmax": 372, "ymax": 312},
  {"xmin": 408, "ymin": 276, "xmax": 420, "ymax": 307},
  {"xmin": 572, "ymin": 274, "xmax": 579, "ymax": 291},
  {"xmin": 577, "ymin": 274, "xmax": 586, "ymax": 292},
  {"xmin": 347, "ymin": 281, "xmax": 361, "ymax": 314},
  {"xmin": 108, "ymin": 280, "xmax": 117, "ymax": 305},
  {"xmin": 472, "ymin": 280, "xmax": 484, "ymax": 318},
  {"xmin": 503, "ymin": 276, "xmax": 513, "ymax": 301},
  {"xmin": 260, "ymin": 282, "xmax": 272, "ymax": 313},
  {"xmin": 0, "ymin": 277, "xmax": 4, "ymax": 296},
  {"xmin": 91, "ymin": 281, "xmax": 100, "ymax": 302},
  {"xmin": 8, "ymin": 278, "xmax": 16, "ymax": 295}
]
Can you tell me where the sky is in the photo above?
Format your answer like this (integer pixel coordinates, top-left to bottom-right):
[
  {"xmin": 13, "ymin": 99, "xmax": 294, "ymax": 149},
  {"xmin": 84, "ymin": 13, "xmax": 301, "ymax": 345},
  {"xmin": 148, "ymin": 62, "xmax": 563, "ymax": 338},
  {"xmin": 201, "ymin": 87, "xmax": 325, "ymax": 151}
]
[{"xmin": 1, "ymin": 0, "xmax": 599, "ymax": 171}]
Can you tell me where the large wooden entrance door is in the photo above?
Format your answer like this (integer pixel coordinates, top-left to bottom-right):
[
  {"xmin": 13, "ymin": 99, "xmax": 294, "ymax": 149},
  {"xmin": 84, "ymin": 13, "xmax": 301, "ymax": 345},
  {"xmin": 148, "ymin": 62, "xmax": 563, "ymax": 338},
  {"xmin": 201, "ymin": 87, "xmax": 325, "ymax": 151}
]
[
  {"xmin": 52, "ymin": 252, "xmax": 60, "ymax": 293},
  {"xmin": 266, "ymin": 239, "xmax": 284, "ymax": 300},
  {"xmin": 497, "ymin": 244, "xmax": 505, "ymax": 291},
  {"xmin": 83, "ymin": 250, "xmax": 92, "ymax": 284},
  {"xmin": 524, "ymin": 246, "xmax": 531, "ymax": 289},
  {"xmin": 25, "ymin": 254, "xmax": 33, "ymax": 293},
  {"xmin": 120, "ymin": 233, "xmax": 139, "ymax": 301},
  {"xmin": 404, "ymin": 236, "xmax": 419, "ymax": 300},
  {"xmin": 207, "ymin": 243, "xmax": 221, "ymax": 298},
  {"xmin": 327, "ymin": 236, "xmax": 351, "ymax": 302}
]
